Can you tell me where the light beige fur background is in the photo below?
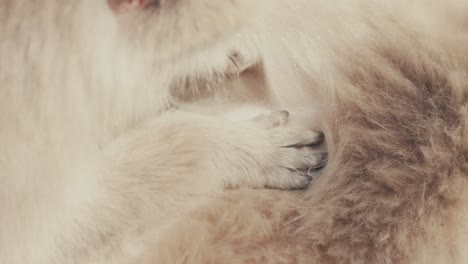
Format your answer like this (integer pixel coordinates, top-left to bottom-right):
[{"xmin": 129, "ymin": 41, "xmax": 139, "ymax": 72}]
[{"xmin": 1, "ymin": 0, "xmax": 467, "ymax": 263}]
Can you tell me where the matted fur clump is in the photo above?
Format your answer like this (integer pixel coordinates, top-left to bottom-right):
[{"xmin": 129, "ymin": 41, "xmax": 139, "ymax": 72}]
[{"xmin": 146, "ymin": 8, "xmax": 468, "ymax": 264}]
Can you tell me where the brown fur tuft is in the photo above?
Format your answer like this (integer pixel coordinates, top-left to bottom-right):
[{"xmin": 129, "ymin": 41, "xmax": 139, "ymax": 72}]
[{"xmin": 145, "ymin": 4, "xmax": 468, "ymax": 263}]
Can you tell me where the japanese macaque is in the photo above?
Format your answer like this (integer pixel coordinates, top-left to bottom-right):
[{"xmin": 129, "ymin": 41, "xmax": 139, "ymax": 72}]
[
  {"xmin": 3, "ymin": 0, "xmax": 468, "ymax": 263},
  {"xmin": 0, "ymin": 0, "xmax": 327, "ymax": 263}
]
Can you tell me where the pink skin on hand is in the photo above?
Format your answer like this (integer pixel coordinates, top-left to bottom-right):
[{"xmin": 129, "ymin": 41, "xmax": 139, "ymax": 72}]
[{"xmin": 107, "ymin": 0, "xmax": 154, "ymax": 12}]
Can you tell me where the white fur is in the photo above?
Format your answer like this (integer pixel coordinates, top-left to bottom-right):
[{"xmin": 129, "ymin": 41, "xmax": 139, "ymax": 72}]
[
  {"xmin": 0, "ymin": 1, "xmax": 326, "ymax": 263},
  {"xmin": 2, "ymin": 0, "xmax": 467, "ymax": 263}
]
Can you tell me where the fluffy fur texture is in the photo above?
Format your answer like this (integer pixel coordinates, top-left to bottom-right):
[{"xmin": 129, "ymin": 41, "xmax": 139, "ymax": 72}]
[
  {"xmin": 2, "ymin": 0, "xmax": 468, "ymax": 263},
  {"xmin": 130, "ymin": 1, "xmax": 468, "ymax": 264},
  {"xmin": 0, "ymin": 1, "xmax": 327, "ymax": 263}
]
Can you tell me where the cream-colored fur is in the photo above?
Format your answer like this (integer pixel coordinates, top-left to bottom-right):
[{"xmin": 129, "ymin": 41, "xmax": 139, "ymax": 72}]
[
  {"xmin": 111, "ymin": 0, "xmax": 468, "ymax": 263},
  {"xmin": 2, "ymin": 0, "xmax": 468, "ymax": 263},
  {"xmin": 0, "ymin": 1, "xmax": 328, "ymax": 263},
  {"xmin": 136, "ymin": 1, "xmax": 468, "ymax": 264}
]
